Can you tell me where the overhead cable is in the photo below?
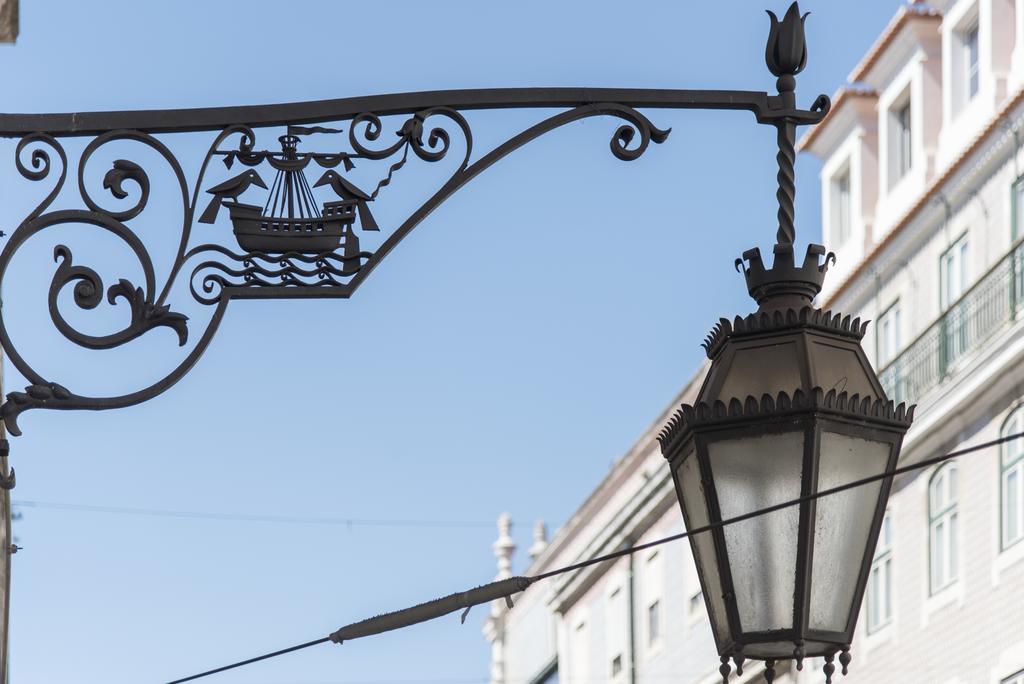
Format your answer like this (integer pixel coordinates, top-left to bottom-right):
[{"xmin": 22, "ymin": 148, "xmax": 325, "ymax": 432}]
[
  {"xmin": 166, "ymin": 430, "xmax": 1024, "ymax": 684},
  {"xmin": 11, "ymin": 500, "xmax": 495, "ymax": 530}
]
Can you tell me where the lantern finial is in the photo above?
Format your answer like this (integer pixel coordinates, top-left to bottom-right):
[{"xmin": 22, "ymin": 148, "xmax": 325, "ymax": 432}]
[
  {"xmin": 823, "ymin": 653, "xmax": 836, "ymax": 684},
  {"xmin": 735, "ymin": 243, "xmax": 835, "ymax": 311}
]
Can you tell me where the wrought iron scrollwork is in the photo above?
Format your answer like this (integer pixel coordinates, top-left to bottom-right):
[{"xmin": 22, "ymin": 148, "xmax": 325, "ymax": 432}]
[
  {"xmin": 0, "ymin": 1, "xmax": 835, "ymax": 444},
  {"xmin": 0, "ymin": 97, "xmax": 691, "ymax": 435}
]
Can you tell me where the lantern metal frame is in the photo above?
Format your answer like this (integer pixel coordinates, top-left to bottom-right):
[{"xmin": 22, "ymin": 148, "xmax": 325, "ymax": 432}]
[
  {"xmin": 659, "ymin": 387, "xmax": 913, "ymax": 679},
  {"xmin": 656, "ymin": 166, "xmax": 915, "ymax": 682}
]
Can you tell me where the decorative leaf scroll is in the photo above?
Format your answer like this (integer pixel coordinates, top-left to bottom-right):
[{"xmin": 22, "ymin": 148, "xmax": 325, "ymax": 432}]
[
  {"xmin": 0, "ymin": 96, "xmax": 684, "ymax": 434},
  {"xmin": 0, "ymin": 382, "xmax": 73, "ymax": 436},
  {"xmin": 48, "ymin": 244, "xmax": 188, "ymax": 351},
  {"xmin": 100, "ymin": 159, "xmax": 150, "ymax": 221},
  {"xmin": 107, "ymin": 279, "xmax": 189, "ymax": 346}
]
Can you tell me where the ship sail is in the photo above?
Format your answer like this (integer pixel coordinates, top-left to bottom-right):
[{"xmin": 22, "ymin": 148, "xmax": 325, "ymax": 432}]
[{"xmin": 263, "ymin": 135, "xmax": 320, "ymax": 221}]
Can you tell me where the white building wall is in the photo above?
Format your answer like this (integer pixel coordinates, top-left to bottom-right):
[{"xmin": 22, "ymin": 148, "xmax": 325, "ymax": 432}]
[
  {"xmin": 489, "ymin": 4, "xmax": 1024, "ymax": 684},
  {"xmin": 503, "ymin": 589, "xmax": 559, "ymax": 684}
]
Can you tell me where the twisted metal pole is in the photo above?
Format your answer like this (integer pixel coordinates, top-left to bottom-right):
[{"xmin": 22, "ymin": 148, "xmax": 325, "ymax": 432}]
[{"xmin": 775, "ymin": 120, "xmax": 797, "ymax": 245}]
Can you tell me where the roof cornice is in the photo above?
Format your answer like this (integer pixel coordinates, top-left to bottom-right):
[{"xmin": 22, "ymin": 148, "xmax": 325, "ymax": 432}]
[{"xmin": 847, "ymin": 4, "xmax": 943, "ymax": 84}]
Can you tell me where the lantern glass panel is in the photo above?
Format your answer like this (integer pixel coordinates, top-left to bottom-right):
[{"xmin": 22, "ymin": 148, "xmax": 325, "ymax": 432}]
[
  {"xmin": 808, "ymin": 431, "xmax": 892, "ymax": 632},
  {"xmin": 678, "ymin": 451, "xmax": 729, "ymax": 643},
  {"xmin": 708, "ymin": 430, "xmax": 805, "ymax": 632}
]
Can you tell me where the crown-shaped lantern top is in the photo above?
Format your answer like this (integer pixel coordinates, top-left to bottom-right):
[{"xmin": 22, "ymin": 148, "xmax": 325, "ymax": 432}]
[{"xmin": 736, "ymin": 242, "xmax": 835, "ymax": 311}]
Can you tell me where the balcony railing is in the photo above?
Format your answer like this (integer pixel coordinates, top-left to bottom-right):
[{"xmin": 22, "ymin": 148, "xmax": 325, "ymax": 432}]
[{"xmin": 878, "ymin": 239, "xmax": 1024, "ymax": 405}]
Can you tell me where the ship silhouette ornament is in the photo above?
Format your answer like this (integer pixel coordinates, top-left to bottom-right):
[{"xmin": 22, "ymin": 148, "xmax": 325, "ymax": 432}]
[{"xmin": 199, "ymin": 134, "xmax": 378, "ymax": 270}]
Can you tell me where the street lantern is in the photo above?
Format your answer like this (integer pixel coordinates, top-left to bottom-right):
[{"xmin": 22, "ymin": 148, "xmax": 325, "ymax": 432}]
[{"xmin": 658, "ymin": 242, "xmax": 914, "ymax": 683}]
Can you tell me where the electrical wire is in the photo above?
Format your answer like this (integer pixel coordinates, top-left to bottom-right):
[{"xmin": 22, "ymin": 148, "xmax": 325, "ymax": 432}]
[
  {"xmin": 10, "ymin": 500, "xmax": 495, "ymax": 530},
  {"xmin": 533, "ymin": 430, "xmax": 1024, "ymax": 580},
  {"xmin": 167, "ymin": 637, "xmax": 332, "ymax": 684},
  {"xmin": 165, "ymin": 430, "xmax": 1024, "ymax": 684}
]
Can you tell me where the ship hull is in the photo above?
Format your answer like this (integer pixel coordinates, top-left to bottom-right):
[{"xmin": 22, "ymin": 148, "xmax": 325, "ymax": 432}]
[{"xmin": 225, "ymin": 201, "xmax": 354, "ymax": 253}]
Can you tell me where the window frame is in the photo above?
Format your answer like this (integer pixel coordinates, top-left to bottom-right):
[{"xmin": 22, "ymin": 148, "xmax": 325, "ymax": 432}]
[
  {"xmin": 570, "ymin": 616, "xmax": 589, "ymax": 684},
  {"xmin": 962, "ymin": 21, "xmax": 980, "ymax": 102},
  {"xmin": 646, "ymin": 598, "xmax": 661, "ymax": 647},
  {"xmin": 928, "ymin": 463, "xmax": 959, "ymax": 594},
  {"xmin": 831, "ymin": 164, "xmax": 853, "ymax": 247},
  {"xmin": 939, "ymin": 234, "xmax": 971, "ymax": 369},
  {"xmin": 875, "ymin": 300, "xmax": 902, "ymax": 368},
  {"xmin": 1013, "ymin": 176, "xmax": 1024, "ymax": 241},
  {"xmin": 1001, "ymin": 406, "xmax": 1024, "ymax": 551},
  {"xmin": 610, "ymin": 654, "xmax": 623, "ymax": 678},
  {"xmin": 890, "ymin": 97, "xmax": 913, "ymax": 184},
  {"xmin": 643, "ymin": 550, "xmax": 664, "ymax": 650},
  {"xmin": 529, "ymin": 659, "xmax": 559, "ymax": 684},
  {"xmin": 1002, "ymin": 668, "xmax": 1024, "ymax": 684},
  {"xmin": 940, "ymin": 233, "xmax": 970, "ymax": 311},
  {"xmin": 866, "ymin": 510, "xmax": 894, "ymax": 633},
  {"xmin": 686, "ymin": 589, "xmax": 704, "ymax": 624},
  {"xmin": 604, "ymin": 581, "xmax": 626, "ymax": 681}
]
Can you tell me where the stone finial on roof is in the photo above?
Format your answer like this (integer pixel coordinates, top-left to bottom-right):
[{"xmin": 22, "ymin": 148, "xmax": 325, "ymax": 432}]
[
  {"xmin": 528, "ymin": 520, "xmax": 548, "ymax": 560},
  {"xmin": 0, "ymin": 0, "xmax": 17, "ymax": 43},
  {"xmin": 493, "ymin": 512, "xmax": 516, "ymax": 581}
]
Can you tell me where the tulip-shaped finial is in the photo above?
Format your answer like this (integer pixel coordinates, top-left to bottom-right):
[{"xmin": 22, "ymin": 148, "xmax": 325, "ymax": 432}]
[{"xmin": 765, "ymin": 2, "xmax": 809, "ymax": 92}]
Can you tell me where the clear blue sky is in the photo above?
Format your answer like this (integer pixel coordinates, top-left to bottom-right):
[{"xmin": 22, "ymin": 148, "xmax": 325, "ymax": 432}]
[{"xmin": 0, "ymin": 2, "xmax": 899, "ymax": 682}]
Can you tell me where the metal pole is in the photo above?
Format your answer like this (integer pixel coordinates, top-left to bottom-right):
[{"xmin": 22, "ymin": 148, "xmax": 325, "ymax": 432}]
[
  {"xmin": 2, "ymin": 5, "xmax": 21, "ymax": 670},
  {"xmin": 0, "ymin": 350, "xmax": 12, "ymax": 683}
]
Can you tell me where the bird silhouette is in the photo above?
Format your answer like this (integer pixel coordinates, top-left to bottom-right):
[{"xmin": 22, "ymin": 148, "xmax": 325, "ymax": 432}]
[
  {"xmin": 313, "ymin": 170, "xmax": 379, "ymax": 231},
  {"xmin": 198, "ymin": 170, "xmax": 268, "ymax": 224}
]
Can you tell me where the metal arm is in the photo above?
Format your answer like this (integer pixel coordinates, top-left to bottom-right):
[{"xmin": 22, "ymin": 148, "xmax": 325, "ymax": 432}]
[{"xmin": 0, "ymin": 3, "xmax": 827, "ymax": 436}]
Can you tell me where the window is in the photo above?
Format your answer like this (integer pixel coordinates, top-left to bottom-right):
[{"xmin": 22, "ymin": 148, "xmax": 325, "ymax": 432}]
[
  {"xmin": 999, "ymin": 667, "xmax": 1024, "ymax": 684},
  {"xmin": 606, "ymin": 585, "xmax": 626, "ymax": 679},
  {"xmin": 929, "ymin": 463, "xmax": 959, "ymax": 593},
  {"xmin": 941, "ymin": 235, "xmax": 971, "ymax": 364},
  {"xmin": 866, "ymin": 511, "xmax": 893, "ymax": 632},
  {"xmin": 941, "ymin": 235, "xmax": 970, "ymax": 309},
  {"xmin": 891, "ymin": 99, "xmax": 913, "ymax": 184},
  {"xmin": 644, "ymin": 550, "xmax": 664, "ymax": 648},
  {"xmin": 687, "ymin": 590, "xmax": 704, "ymax": 619},
  {"xmin": 876, "ymin": 301, "xmax": 902, "ymax": 367},
  {"xmin": 571, "ymin": 620, "xmax": 589, "ymax": 684},
  {"xmin": 533, "ymin": 661, "xmax": 559, "ymax": 684},
  {"xmin": 963, "ymin": 23, "xmax": 980, "ymax": 102},
  {"xmin": 1001, "ymin": 407, "xmax": 1024, "ymax": 550},
  {"xmin": 647, "ymin": 600, "xmax": 661, "ymax": 645},
  {"xmin": 1003, "ymin": 669, "xmax": 1024, "ymax": 684},
  {"xmin": 1014, "ymin": 177, "xmax": 1024, "ymax": 240},
  {"xmin": 831, "ymin": 167, "xmax": 852, "ymax": 246}
]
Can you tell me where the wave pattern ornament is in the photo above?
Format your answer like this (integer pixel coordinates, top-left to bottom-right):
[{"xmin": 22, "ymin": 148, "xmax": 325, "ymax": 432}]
[
  {"xmin": 188, "ymin": 245, "xmax": 372, "ymax": 304},
  {"xmin": 0, "ymin": 85, "xmax": 834, "ymax": 436}
]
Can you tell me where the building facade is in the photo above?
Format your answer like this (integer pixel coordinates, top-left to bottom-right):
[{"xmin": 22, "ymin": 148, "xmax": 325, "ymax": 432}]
[{"xmin": 485, "ymin": 2, "xmax": 1024, "ymax": 683}]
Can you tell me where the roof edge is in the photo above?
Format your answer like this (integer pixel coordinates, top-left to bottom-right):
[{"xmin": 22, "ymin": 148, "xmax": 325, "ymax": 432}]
[{"xmin": 848, "ymin": 4, "xmax": 942, "ymax": 84}]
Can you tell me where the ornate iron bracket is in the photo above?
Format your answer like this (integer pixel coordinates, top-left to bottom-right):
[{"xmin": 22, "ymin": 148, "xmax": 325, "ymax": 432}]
[{"xmin": 0, "ymin": 3, "xmax": 827, "ymax": 436}]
